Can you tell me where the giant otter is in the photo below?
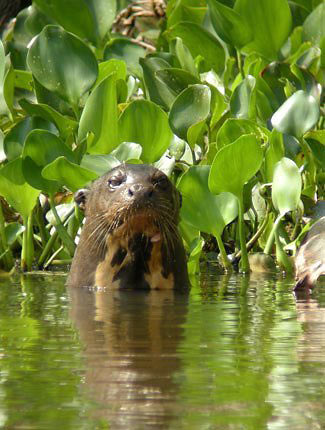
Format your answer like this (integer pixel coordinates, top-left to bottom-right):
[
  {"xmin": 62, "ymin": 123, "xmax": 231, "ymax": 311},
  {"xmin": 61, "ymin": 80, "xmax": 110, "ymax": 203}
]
[{"xmin": 68, "ymin": 164, "xmax": 189, "ymax": 290}]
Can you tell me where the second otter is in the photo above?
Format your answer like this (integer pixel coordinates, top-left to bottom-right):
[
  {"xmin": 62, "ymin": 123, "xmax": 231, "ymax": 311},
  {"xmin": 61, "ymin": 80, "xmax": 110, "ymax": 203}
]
[{"xmin": 68, "ymin": 164, "xmax": 189, "ymax": 290}]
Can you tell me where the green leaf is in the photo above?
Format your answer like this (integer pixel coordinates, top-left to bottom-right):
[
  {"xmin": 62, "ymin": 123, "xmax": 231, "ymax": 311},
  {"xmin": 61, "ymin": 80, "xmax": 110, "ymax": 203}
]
[
  {"xmin": 208, "ymin": 0, "xmax": 252, "ymax": 48},
  {"xmin": 235, "ymin": 0, "xmax": 292, "ymax": 60},
  {"xmin": 78, "ymin": 74, "xmax": 119, "ymax": 154},
  {"xmin": 216, "ymin": 118, "xmax": 270, "ymax": 149},
  {"xmin": 167, "ymin": 0, "xmax": 207, "ymax": 27},
  {"xmin": 209, "ymin": 134, "xmax": 263, "ymax": 198},
  {"xmin": 302, "ymin": 3, "xmax": 325, "ymax": 45},
  {"xmin": 272, "ymin": 157, "xmax": 301, "ymax": 216},
  {"xmin": 140, "ymin": 56, "xmax": 174, "ymax": 109},
  {"xmin": 230, "ymin": 75, "xmax": 256, "ymax": 120},
  {"xmin": 164, "ymin": 22, "xmax": 225, "ymax": 74},
  {"xmin": 14, "ymin": 70, "xmax": 33, "ymax": 91},
  {"xmin": 27, "ymin": 25, "xmax": 98, "ymax": 108},
  {"xmin": 118, "ymin": 100, "xmax": 173, "ymax": 163},
  {"xmin": 42, "ymin": 156, "xmax": 98, "ymax": 192},
  {"xmin": 169, "ymin": 84, "xmax": 211, "ymax": 142},
  {"xmin": 104, "ymin": 38, "xmax": 146, "ymax": 77},
  {"xmin": 4, "ymin": 117, "xmax": 58, "ymax": 162},
  {"xmin": 0, "ymin": 158, "xmax": 40, "ymax": 218},
  {"xmin": 264, "ymin": 129, "xmax": 285, "ymax": 183},
  {"xmin": 81, "ymin": 154, "xmax": 120, "ymax": 176},
  {"xmin": 111, "ymin": 142, "xmax": 142, "ymax": 161},
  {"xmin": 95, "ymin": 59, "xmax": 127, "ymax": 87},
  {"xmin": 156, "ymin": 68, "xmax": 200, "ymax": 95},
  {"xmin": 271, "ymin": 90, "xmax": 319, "ymax": 138},
  {"xmin": 178, "ymin": 165, "xmax": 238, "ymax": 237},
  {"xmin": 22, "ymin": 130, "xmax": 76, "ymax": 193},
  {"xmin": 170, "ymin": 37, "xmax": 198, "ymax": 77},
  {"xmin": 19, "ymin": 99, "xmax": 77, "ymax": 139},
  {"xmin": 33, "ymin": 0, "xmax": 116, "ymax": 46}
]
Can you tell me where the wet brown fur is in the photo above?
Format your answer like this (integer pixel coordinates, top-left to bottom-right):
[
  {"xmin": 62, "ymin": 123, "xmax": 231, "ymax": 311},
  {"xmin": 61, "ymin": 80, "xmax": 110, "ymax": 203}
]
[{"xmin": 68, "ymin": 164, "xmax": 189, "ymax": 290}]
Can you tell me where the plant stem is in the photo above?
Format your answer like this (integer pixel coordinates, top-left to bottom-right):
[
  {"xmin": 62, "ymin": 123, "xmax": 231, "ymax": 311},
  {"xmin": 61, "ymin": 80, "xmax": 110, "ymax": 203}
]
[
  {"xmin": 49, "ymin": 194, "xmax": 76, "ymax": 257},
  {"xmin": 215, "ymin": 233, "xmax": 232, "ymax": 271},
  {"xmin": 274, "ymin": 228, "xmax": 294, "ymax": 274},
  {"xmin": 0, "ymin": 201, "xmax": 14, "ymax": 270},
  {"xmin": 237, "ymin": 196, "xmax": 250, "ymax": 273},
  {"xmin": 38, "ymin": 230, "xmax": 58, "ymax": 268},
  {"xmin": 234, "ymin": 210, "xmax": 269, "ymax": 261},
  {"xmin": 21, "ymin": 217, "xmax": 27, "ymax": 271},
  {"xmin": 264, "ymin": 214, "xmax": 282, "ymax": 255}
]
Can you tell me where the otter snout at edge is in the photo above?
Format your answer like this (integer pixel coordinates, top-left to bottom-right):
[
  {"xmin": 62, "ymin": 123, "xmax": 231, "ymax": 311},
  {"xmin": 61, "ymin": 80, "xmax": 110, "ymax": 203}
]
[{"xmin": 68, "ymin": 164, "xmax": 189, "ymax": 291}]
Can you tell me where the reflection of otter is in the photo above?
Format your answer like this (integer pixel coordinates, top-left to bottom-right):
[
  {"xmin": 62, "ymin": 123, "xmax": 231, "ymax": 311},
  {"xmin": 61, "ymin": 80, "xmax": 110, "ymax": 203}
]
[
  {"xmin": 294, "ymin": 217, "xmax": 325, "ymax": 290},
  {"xmin": 68, "ymin": 287, "xmax": 188, "ymax": 429},
  {"xmin": 68, "ymin": 164, "xmax": 189, "ymax": 290}
]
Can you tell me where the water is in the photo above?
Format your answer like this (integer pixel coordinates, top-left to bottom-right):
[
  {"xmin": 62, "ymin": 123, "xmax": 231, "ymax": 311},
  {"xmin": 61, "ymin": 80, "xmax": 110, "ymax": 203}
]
[{"xmin": 0, "ymin": 270, "xmax": 325, "ymax": 430}]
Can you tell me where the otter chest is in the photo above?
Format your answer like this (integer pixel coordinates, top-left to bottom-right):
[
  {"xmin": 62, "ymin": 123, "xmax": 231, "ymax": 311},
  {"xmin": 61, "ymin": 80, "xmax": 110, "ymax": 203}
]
[{"xmin": 95, "ymin": 233, "xmax": 175, "ymax": 290}]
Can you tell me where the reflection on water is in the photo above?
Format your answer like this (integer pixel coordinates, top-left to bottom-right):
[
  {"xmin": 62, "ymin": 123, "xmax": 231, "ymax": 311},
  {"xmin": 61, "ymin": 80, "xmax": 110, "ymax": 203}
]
[{"xmin": 0, "ymin": 271, "xmax": 324, "ymax": 429}]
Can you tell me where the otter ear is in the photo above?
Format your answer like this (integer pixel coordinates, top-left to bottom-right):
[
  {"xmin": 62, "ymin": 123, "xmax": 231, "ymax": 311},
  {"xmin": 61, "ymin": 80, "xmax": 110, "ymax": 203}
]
[{"xmin": 74, "ymin": 189, "xmax": 89, "ymax": 212}]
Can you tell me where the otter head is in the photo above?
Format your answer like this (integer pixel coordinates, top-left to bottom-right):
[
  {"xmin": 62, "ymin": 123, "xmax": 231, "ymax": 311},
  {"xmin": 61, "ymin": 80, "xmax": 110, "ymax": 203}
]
[{"xmin": 77, "ymin": 164, "xmax": 182, "ymax": 245}]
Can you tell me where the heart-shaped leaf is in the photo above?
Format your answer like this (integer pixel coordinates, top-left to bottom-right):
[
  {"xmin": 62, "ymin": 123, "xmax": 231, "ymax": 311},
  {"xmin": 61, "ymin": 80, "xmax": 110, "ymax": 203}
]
[
  {"xmin": 209, "ymin": 134, "xmax": 263, "ymax": 198},
  {"xmin": 42, "ymin": 156, "xmax": 98, "ymax": 192},
  {"xmin": 169, "ymin": 84, "xmax": 211, "ymax": 142},
  {"xmin": 27, "ymin": 25, "xmax": 98, "ymax": 108},
  {"xmin": 0, "ymin": 158, "xmax": 40, "ymax": 218},
  {"xmin": 271, "ymin": 90, "xmax": 319, "ymax": 138},
  {"xmin": 78, "ymin": 74, "xmax": 119, "ymax": 154},
  {"xmin": 118, "ymin": 100, "xmax": 173, "ymax": 163},
  {"xmin": 178, "ymin": 165, "xmax": 238, "ymax": 238},
  {"xmin": 272, "ymin": 157, "xmax": 301, "ymax": 216},
  {"xmin": 22, "ymin": 130, "xmax": 76, "ymax": 193}
]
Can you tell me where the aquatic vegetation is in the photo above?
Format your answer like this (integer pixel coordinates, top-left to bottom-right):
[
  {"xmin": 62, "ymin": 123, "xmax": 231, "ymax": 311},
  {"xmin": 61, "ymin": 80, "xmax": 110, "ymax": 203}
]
[{"xmin": 0, "ymin": 0, "xmax": 323, "ymax": 274}]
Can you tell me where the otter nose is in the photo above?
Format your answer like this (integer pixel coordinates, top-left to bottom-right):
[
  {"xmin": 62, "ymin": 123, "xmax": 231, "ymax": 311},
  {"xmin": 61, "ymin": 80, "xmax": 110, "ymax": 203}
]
[{"xmin": 128, "ymin": 184, "xmax": 154, "ymax": 198}]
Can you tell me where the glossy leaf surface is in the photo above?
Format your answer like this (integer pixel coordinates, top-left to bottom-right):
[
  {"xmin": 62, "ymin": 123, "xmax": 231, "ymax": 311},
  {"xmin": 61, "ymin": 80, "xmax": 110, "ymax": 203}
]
[
  {"xmin": 119, "ymin": 100, "xmax": 173, "ymax": 163},
  {"xmin": 22, "ymin": 130, "xmax": 76, "ymax": 193},
  {"xmin": 178, "ymin": 165, "xmax": 238, "ymax": 237},
  {"xmin": 271, "ymin": 90, "xmax": 319, "ymax": 138},
  {"xmin": 0, "ymin": 158, "xmax": 40, "ymax": 218},
  {"xmin": 78, "ymin": 74, "xmax": 119, "ymax": 154},
  {"xmin": 272, "ymin": 157, "xmax": 301, "ymax": 216},
  {"xmin": 27, "ymin": 25, "xmax": 98, "ymax": 107},
  {"xmin": 209, "ymin": 134, "xmax": 263, "ymax": 198},
  {"xmin": 169, "ymin": 85, "xmax": 211, "ymax": 142},
  {"xmin": 42, "ymin": 157, "xmax": 98, "ymax": 192}
]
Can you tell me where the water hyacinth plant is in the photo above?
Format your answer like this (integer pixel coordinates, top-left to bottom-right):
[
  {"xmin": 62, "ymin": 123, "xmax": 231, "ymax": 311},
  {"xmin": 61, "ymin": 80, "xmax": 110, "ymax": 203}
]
[{"xmin": 0, "ymin": 0, "xmax": 323, "ymax": 275}]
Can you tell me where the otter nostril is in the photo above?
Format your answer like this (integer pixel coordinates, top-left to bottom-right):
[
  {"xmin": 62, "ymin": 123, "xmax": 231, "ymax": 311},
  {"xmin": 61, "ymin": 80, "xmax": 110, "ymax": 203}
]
[{"xmin": 128, "ymin": 184, "xmax": 142, "ymax": 197}]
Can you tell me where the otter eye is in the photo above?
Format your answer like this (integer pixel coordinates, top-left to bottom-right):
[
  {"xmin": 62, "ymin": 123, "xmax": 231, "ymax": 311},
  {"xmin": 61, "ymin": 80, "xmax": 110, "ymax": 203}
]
[
  {"xmin": 154, "ymin": 175, "xmax": 169, "ymax": 189},
  {"xmin": 108, "ymin": 175, "xmax": 124, "ymax": 189}
]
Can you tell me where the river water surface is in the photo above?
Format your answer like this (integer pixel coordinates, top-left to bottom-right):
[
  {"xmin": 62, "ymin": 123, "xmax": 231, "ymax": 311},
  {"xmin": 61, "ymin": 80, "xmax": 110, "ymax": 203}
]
[{"xmin": 0, "ymin": 270, "xmax": 325, "ymax": 429}]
